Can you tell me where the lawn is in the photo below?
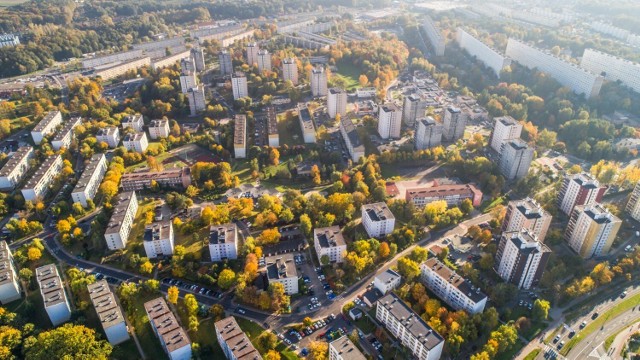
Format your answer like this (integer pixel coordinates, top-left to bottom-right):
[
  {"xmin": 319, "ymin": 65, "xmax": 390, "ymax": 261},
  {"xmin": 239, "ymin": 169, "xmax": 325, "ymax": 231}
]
[
  {"xmin": 561, "ymin": 291, "xmax": 640, "ymax": 356},
  {"xmin": 353, "ymin": 315, "xmax": 376, "ymax": 335},
  {"xmin": 123, "ymin": 292, "xmax": 168, "ymax": 360},
  {"xmin": 335, "ymin": 61, "xmax": 363, "ymax": 90},
  {"xmin": 232, "ymin": 160, "xmax": 253, "ymax": 184},
  {"xmin": 126, "ymin": 145, "xmax": 188, "ymax": 172},
  {"xmin": 523, "ymin": 348, "xmax": 541, "ymax": 360},
  {"xmin": 276, "ymin": 111, "xmax": 304, "ymax": 146}
]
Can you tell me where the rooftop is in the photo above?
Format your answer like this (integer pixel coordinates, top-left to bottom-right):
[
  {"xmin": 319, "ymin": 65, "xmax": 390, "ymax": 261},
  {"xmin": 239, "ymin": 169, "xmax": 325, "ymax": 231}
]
[
  {"xmin": 496, "ymin": 116, "xmax": 518, "ymax": 127},
  {"xmin": 377, "ymin": 292, "xmax": 444, "ymax": 349},
  {"xmin": 381, "ymin": 103, "xmax": 399, "ymax": 113},
  {"xmin": 73, "ymin": 154, "xmax": 106, "ymax": 193},
  {"xmin": 234, "ymin": 115, "xmax": 246, "ymax": 146},
  {"xmin": 570, "ymin": 172, "xmax": 602, "ymax": 189},
  {"xmin": 580, "ymin": 204, "xmax": 621, "ymax": 224},
  {"xmin": 33, "ymin": 110, "xmax": 61, "ymax": 132},
  {"xmin": 376, "ymin": 269, "xmax": 401, "ymax": 285},
  {"xmin": 52, "ymin": 117, "xmax": 82, "ymax": 142},
  {"xmin": 266, "ymin": 106, "xmax": 278, "ymax": 135},
  {"xmin": 97, "ymin": 126, "xmax": 119, "ymax": 137},
  {"xmin": 329, "ymin": 87, "xmax": 346, "ymax": 95},
  {"xmin": 330, "ymin": 336, "xmax": 366, "ymax": 360},
  {"xmin": 506, "ymin": 138, "xmax": 529, "ymax": 151},
  {"xmin": 297, "ymin": 104, "xmax": 314, "ymax": 131},
  {"xmin": 340, "ymin": 117, "xmax": 364, "ymax": 152},
  {"xmin": 144, "ymin": 297, "xmax": 191, "ymax": 352},
  {"xmin": 362, "ymin": 202, "xmax": 394, "ymax": 222},
  {"xmin": 314, "ymin": 226, "xmax": 346, "ymax": 248},
  {"xmin": 512, "ymin": 197, "xmax": 548, "ymax": 220},
  {"xmin": 123, "ymin": 132, "xmax": 146, "ymax": 142},
  {"xmin": 144, "ymin": 220, "xmax": 172, "ymax": 242},
  {"xmin": 87, "ymin": 280, "xmax": 125, "ymax": 329},
  {"xmin": 232, "ymin": 71, "xmax": 246, "ymax": 79},
  {"xmin": 406, "ymin": 183, "xmax": 482, "ymax": 200},
  {"xmin": 423, "ymin": 257, "xmax": 487, "ymax": 302},
  {"xmin": 36, "ymin": 264, "xmax": 68, "ymax": 307},
  {"xmin": 122, "ymin": 114, "xmax": 143, "ymax": 125},
  {"xmin": 215, "ymin": 317, "xmax": 262, "ymax": 360},
  {"xmin": 209, "ymin": 223, "xmax": 237, "ymax": 245},
  {"xmin": 23, "ymin": 155, "xmax": 61, "ymax": 189},
  {"xmin": 105, "ymin": 191, "xmax": 136, "ymax": 235},
  {"xmin": 503, "ymin": 229, "xmax": 551, "ymax": 254},
  {"xmin": 265, "ymin": 253, "xmax": 297, "ymax": 280},
  {"xmin": 0, "ymin": 241, "xmax": 15, "ymax": 287},
  {"xmin": 0, "ymin": 146, "xmax": 32, "ymax": 177},
  {"xmin": 121, "ymin": 167, "xmax": 190, "ymax": 183},
  {"xmin": 149, "ymin": 119, "xmax": 169, "ymax": 128}
]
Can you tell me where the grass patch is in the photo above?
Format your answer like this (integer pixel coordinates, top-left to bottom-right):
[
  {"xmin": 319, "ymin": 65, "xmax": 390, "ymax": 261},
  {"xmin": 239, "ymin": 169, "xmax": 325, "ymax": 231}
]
[
  {"xmin": 277, "ymin": 111, "xmax": 304, "ymax": 146},
  {"xmin": 335, "ymin": 61, "xmax": 363, "ymax": 90},
  {"xmin": 495, "ymin": 340, "xmax": 525, "ymax": 360},
  {"xmin": 125, "ymin": 145, "xmax": 187, "ymax": 172},
  {"xmin": 232, "ymin": 160, "xmax": 253, "ymax": 184},
  {"xmin": 523, "ymin": 348, "xmax": 541, "ymax": 360},
  {"xmin": 604, "ymin": 323, "xmax": 633, "ymax": 351},
  {"xmin": 123, "ymin": 292, "xmax": 167, "ymax": 360},
  {"xmin": 481, "ymin": 196, "xmax": 505, "ymax": 213},
  {"xmin": 545, "ymin": 325, "xmax": 562, "ymax": 343},
  {"xmin": 353, "ymin": 315, "xmax": 376, "ymax": 335},
  {"xmin": 561, "ymin": 291, "xmax": 640, "ymax": 356}
]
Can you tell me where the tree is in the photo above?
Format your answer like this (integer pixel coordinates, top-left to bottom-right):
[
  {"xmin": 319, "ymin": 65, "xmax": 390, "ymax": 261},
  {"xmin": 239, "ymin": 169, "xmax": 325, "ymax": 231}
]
[
  {"xmin": 23, "ymin": 324, "xmax": 112, "ymax": 359},
  {"xmin": 311, "ymin": 165, "xmax": 321, "ymax": 185},
  {"xmin": 268, "ymin": 148, "xmax": 280, "ymax": 166},
  {"xmin": 218, "ymin": 269, "xmax": 236, "ymax": 290},
  {"xmin": 304, "ymin": 317, "xmax": 314, "ymax": 327},
  {"xmin": 409, "ymin": 247, "xmax": 428, "ymax": 263},
  {"xmin": 139, "ymin": 261, "xmax": 153, "ymax": 274},
  {"xmin": 300, "ymin": 214, "xmax": 312, "ymax": 237},
  {"xmin": 143, "ymin": 279, "xmax": 160, "ymax": 293},
  {"xmin": 209, "ymin": 304, "xmax": 225, "ymax": 321},
  {"xmin": 167, "ymin": 286, "xmax": 179, "ymax": 304},
  {"xmin": 379, "ymin": 242, "xmax": 390, "ymax": 258},
  {"xmin": 27, "ymin": 247, "xmax": 42, "ymax": 261},
  {"xmin": 358, "ymin": 74, "xmax": 369, "ymax": 87},
  {"xmin": 57, "ymin": 220, "xmax": 71, "ymax": 234},
  {"xmin": 308, "ymin": 340, "xmax": 329, "ymax": 360},
  {"xmin": 185, "ymin": 185, "xmax": 200, "ymax": 198},
  {"xmin": 397, "ymin": 257, "xmax": 420, "ymax": 281},
  {"xmin": 265, "ymin": 350, "xmax": 281, "ymax": 360},
  {"xmin": 256, "ymin": 332, "xmax": 278, "ymax": 353},
  {"xmin": 188, "ymin": 314, "xmax": 199, "ymax": 332},
  {"xmin": 478, "ymin": 254, "xmax": 494, "ymax": 270},
  {"xmin": 532, "ymin": 299, "xmax": 550, "ymax": 321},
  {"xmin": 257, "ymin": 228, "xmax": 281, "ymax": 245},
  {"xmin": 460, "ymin": 198, "xmax": 474, "ymax": 214},
  {"xmin": 320, "ymin": 255, "xmax": 330, "ymax": 266},
  {"xmin": 19, "ymin": 268, "xmax": 33, "ymax": 282},
  {"xmin": 184, "ymin": 294, "xmax": 199, "ymax": 316}
]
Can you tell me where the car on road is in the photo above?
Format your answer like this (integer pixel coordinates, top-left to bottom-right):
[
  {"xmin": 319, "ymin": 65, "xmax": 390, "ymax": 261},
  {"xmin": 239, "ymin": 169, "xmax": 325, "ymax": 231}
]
[
  {"xmin": 236, "ymin": 308, "xmax": 246, "ymax": 315},
  {"xmin": 580, "ymin": 320, "xmax": 587, "ymax": 329},
  {"xmin": 592, "ymin": 312, "xmax": 599, "ymax": 319},
  {"xmin": 553, "ymin": 335, "xmax": 560, "ymax": 343},
  {"xmin": 621, "ymin": 291, "xmax": 628, "ymax": 298},
  {"xmin": 557, "ymin": 341, "xmax": 565, "ymax": 350}
]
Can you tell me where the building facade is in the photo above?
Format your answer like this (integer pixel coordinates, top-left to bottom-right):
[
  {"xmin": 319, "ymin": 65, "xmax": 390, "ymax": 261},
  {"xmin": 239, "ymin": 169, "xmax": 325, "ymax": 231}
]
[
  {"xmin": 499, "ymin": 139, "xmax": 534, "ymax": 180},
  {"xmin": 442, "ymin": 106, "xmax": 467, "ymax": 141},
  {"xmin": 626, "ymin": 182, "xmax": 640, "ymax": 222},
  {"xmin": 565, "ymin": 204, "xmax": 622, "ymax": 258},
  {"xmin": 21, "ymin": 155, "xmax": 64, "ymax": 202},
  {"xmin": 558, "ymin": 172, "xmax": 606, "ymax": 216},
  {"xmin": 31, "ymin": 110, "xmax": 63, "ymax": 145},
  {"xmin": 297, "ymin": 103, "xmax": 316, "ymax": 143},
  {"xmin": 495, "ymin": 230, "xmax": 551, "ymax": 289},
  {"xmin": 490, "ymin": 116, "xmax": 522, "ymax": 152},
  {"xmin": 143, "ymin": 220, "xmax": 175, "ymax": 258},
  {"xmin": 246, "ymin": 42, "xmax": 259, "ymax": 67},
  {"xmin": 421, "ymin": 258, "xmax": 487, "ymax": 314},
  {"xmin": 502, "ymin": 198, "xmax": 552, "ymax": 241},
  {"xmin": 406, "ymin": 183, "xmax": 483, "ymax": 208},
  {"xmin": 144, "ymin": 298, "xmax": 192, "ymax": 360},
  {"xmin": 218, "ymin": 50, "xmax": 233, "ymax": 76},
  {"xmin": 180, "ymin": 71, "xmax": 197, "ymax": 94},
  {"xmin": 96, "ymin": 126, "xmax": 121, "ymax": 148},
  {"xmin": 120, "ymin": 167, "xmax": 192, "ymax": 191},
  {"xmin": 0, "ymin": 241, "xmax": 21, "ymax": 304},
  {"xmin": 72, "ymin": 153, "xmax": 108, "ymax": 207},
  {"xmin": 231, "ymin": 72, "xmax": 248, "ymax": 100},
  {"xmin": 257, "ymin": 49, "xmax": 271, "ymax": 72},
  {"xmin": 414, "ymin": 117, "xmax": 443, "ymax": 150},
  {"xmin": 36, "ymin": 264, "xmax": 71, "ymax": 326},
  {"xmin": 264, "ymin": 254, "xmax": 299, "ymax": 295},
  {"xmin": 373, "ymin": 269, "xmax": 402, "ymax": 295},
  {"xmin": 187, "ymin": 85, "xmax": 206, "ymax": 116},
  {"xmin": 0, "ymin": 146, "xmax": 34, "ymax": 190},
  {"xmin": 123, "ymin": 132, "xmax": 149, "ymax": 153},
  {"xmin": 339, "ymin": 116, "xmax": 365, "ymax": 163},
  {"xmin": 456, "ymin": 28, "xmax": 511, "ymax": 77},
  {"xmin": 314, "ymin": 226, "xmax": 347, "ymax": 264},
  {"xmin": 234, "ymin": 115, "xmax": 247, "ymax": 158},
  {"xmin": 266, "ymin": 106, "xmax": 279, "ymax": 147},
  {"xmin": 403, "ymin": 92, "xmax": 427, "ymax": 127},
  {"xmin": 282, "ymin": 58, "xmax": 299, "ymax": 85},
  {"xmin": 327, "ymin": 88, "xmax": 347, "ymax": 119},
  {"xmin": 104, "ymin": 191, "xmax": 138, "ymax": 250},
  {"xmin": 362, "ymin": 203, "xmax": 395, "ymax": 238},
  {"xmin": 209, "ymin": 223, "xmax": 238, "ymax": 262},
  {"xmin": 87, "ymin": 280, "xmax": 130, "ymax": 345},
  {"xmin": 122, "ymin": 114, "xmax": 144, "ymax": 132},
  {"xmin": 51, "ymin": 117, "xmax": 82, "ymax": 151},
  {"xmin": 377, "ymin": 104, "xmax": 402, "ymax": 140},
  {"xmin": 311, "ymin": 66, "xmax": 328, "ymax": 97},
  {"xmin": 580, "ymin": 49, "xmax": 640, "ymax": 94},
  {"xmin": 329, "ymin": 336, "xmax": 366, "ymax": 360},
  {"xmin": 149, "ymin": 119, "xmax": 170, "ymax": 139},
  {"xmin": 191, "ymin": 47, "xmax": 206, "ymax": 72},
  {"xmin": 422, "ymin": 16, "xmax": 445, "ymax": 57},
  {"xmin": 215, "ymin": 316, "xmax": 262, "ymax": 360}
]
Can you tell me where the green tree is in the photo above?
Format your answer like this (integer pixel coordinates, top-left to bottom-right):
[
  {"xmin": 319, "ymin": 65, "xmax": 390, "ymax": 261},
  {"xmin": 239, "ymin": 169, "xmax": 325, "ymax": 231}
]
[
  {"xmin": 320, "ymin": 255, "xmax": 330, "ymax": 266},
  {"xmin": 397, "ymin": 257, "xmax": 420, "ymax": 281},
  {"xmin": 23, "ymin": 324, "xmax": 112, "ymax": 359},
  {"xmin": 532, "ymin": 299, "xmax": 550, "ymax": 321},
  {"xmin": 218, "ymin": 269, "xmax": 236, "ymax": 290},
  {"xmin": 184, "ymin": 294, "xmax": 199, "ymax": 316}
]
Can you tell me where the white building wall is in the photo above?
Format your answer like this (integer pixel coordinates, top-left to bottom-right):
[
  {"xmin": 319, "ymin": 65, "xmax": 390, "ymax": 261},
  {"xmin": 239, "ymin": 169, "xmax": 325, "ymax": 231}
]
[
  {"xmin": 456, "ymin": 28, "xmax": 511, "ymax": 77},
  {"xmin": 104, "ymin": 322, "xmax": 130, "ymax": 346},
  {"xmin": 580, "ymin": 48, "xmax": 640, "ymax": 94},
  {"xmin": 232, "ymin": 74, "xmax": 248, "ymax": 100}
]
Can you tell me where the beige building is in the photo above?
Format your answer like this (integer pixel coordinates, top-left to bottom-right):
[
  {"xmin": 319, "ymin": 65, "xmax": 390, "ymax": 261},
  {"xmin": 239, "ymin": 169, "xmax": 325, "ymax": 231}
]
[
  {"xmin": 87, "ymin": 280, "xmax": 130, "ymax": 345},
  {"xmin": 93, "ymin": 57, "xmax": 151, "ymax": 81},
  {"xmin": 144, "ymin": 298, "xmax": 192, "ymax": 360},
  {"xmin": 565, "ymin": 204, "xmax": 622, "ymax": 258},
  {"xmin": 215, "ymin": 316, "xmax": 262, "ymax": 360},
  {"xmin": 231, "ymin": 72, "xmax": 248, "ymax": 100},
  {"xmin": 120, "ymin": 167, "xmax": 191, "ymax": 191},
  {"xmin": 327, "ymin": 88, "xmax": 347, "ymax": 119}
]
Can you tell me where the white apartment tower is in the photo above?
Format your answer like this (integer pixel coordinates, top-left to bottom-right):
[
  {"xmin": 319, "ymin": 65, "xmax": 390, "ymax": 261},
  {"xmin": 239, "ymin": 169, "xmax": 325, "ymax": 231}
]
[
  {"xmin": 499, "ymin": 139, "xmax": 534, "ymax": 180},
  {"xmin": 87, "ymin": 280, "xmax": 130, "ymax": 345},
  {"xmin": 187, "ymin": 85, "xmax": 206, "ymax": 116},
  {"xmin": 282, "ymin": 57, "xmax": 299, "ymax": 85},
  {"xmin": 442, "ymin": 106, "xmax": 467, "ymax": 141},
  {"xmin": 403, "ymin": 92, "xmax": 427, "ymax": 127},
  {"xmin": 491, "ymin": 116, "xmax": 522, "ymax": 152},
  {"xmin": 373, "ymin": 269, "xmax": 402, "ymax": 295},
  {"xmin": 626, "ymin": 182, "xmax": 640, "ymax": 222},
  {"xmin": 414, "ymin": 117, "xmax": 443, "ymax": 150},
  {"xmin": 456, "ymin": 28, "xmax": 512, "ymax": 77},
  {"xmin": 580, "ymin": 48, "xmax": 640, "ymax": 94},
  {"xmin": 495, "ymin": 230, "xmax": 551, "ymax": 290},
  {"xmin": 180, "ymin": 71, "xmax": 197, "ymax": 94},
  {"xmin": 565, "ymin": 204, "xmax": 622, "ymax": 258},
  {"xmin": 104, "ymin": 191, "xmax": 139, "ymax": 250},
  {"xmin": 96, "ymin": 127, "xmax": 120, "ymax": 148},
  {"xmin": 121, "ymin": 114, "xmax": 144, "ymax": 132},
  {"xmin": 311, "ymin": 66, "xmax": 328, "ymax": 97},
  {"xmin": 246, "ymin": 42, "xmax": 259, "ymax": 67},
  {"xmin": 21, "ymin": 154, "xmax": 64, "ymax": 202},
  {"xmin": 36, "ymin": 264, "xmax": 71, "ymax": 326},
  {"xmin": 209, "ymin": 223, "xmax": 238, "ymax": 262},
  {"xmin": 231, "ymin": 72, "xmax": 248, "ymax": 100},
  {"xmin": 71, "ymin": 153, "xmax": 108, "ymax": 207},
  {"xmin": 123, "ymin": 132, "xmax": 149, "ymax": 153},
  {"xmin": 233, "ymin": 115, "xmax": 247, "ymax": 159},
  {"xmin": 361, "ymin": 203, "xmax": 395, "ymax": 238},
  {"xmin": 218, "ymin": 50, "xmax": 233, "ymax": 76},
  {"xmin": 264, "ymin": 254, "xmax": 299, "ymax": 295},
  {"xmin": 327, "ymin": 88, "xmax": 347, "ymax": 119},
  {"xmin": 329, "ymin": 336, "xmax": 366, "ymax": 360},
  {"xmin": 558, "ymin": 172, "xmax": 606, "ymax": 216},
  {"xmin": 377, "ymin": 104, "xmax": 402, "ymax": 139},
  {"xmin": 422, "ymin": 16, "xmax": 445, "ymax": 57},
  {"xmin": 502, "ymin": 198, "xmax": 552, "ymax": 241},
  {"xmin": 191, "ymin": 47, "xmax": 206, "ymax": 72},
  {"xmin": 0, "ymin": 146, "xmax": 34, "ymax": 190},
  {"xmin": 314, "ymin": 226, "xmax": 347, "ymax": 264},
  {"xmin": 148, "ymin": 119, "xmax": 170, "ymax": 139},
  {"xmin": 257, "ymin": 49, "xmax": 271, "ymax": 72},
  {"xmin": 144, "ymin": 298, "xmax": 192, "ymax": 360},
  {"xmin": 31, "ymin": 110, "xmax": 63, "ymax": 145},
  {"xmin": 339, "ymin": 116, "xmax": 365, "ymax": 163},
  {"xmin": 0, "ymin": 241, "xmax": 21, "ymax": 304},
  {"xmin": 51, "ymin": 116, "xmax": 82, "ymax": 151},
  {"xmin": 143, "ymin": 220, "xmax": 174, "ymax": 259}
]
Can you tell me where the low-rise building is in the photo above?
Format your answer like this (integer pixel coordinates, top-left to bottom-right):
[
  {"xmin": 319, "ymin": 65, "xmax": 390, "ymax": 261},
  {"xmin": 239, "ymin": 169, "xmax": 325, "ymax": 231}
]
[
  {"xmin": 406, "ymin": 183, "xmax": 483, "ymax": 208},
  {"xmin": 373, "ymin": 269, "xmax": 402, "ymax": 295},
  {"xmin": 144, "ymin": 298, "xmax": 192, "ymax": 360},
  {"xmin": 123, "ymin": 132, "xmax": 149, "ymax": 153},
  {"xmin": 87, "ymin": 280, "xmax": 130, "ymax": 345},
  {"xmin": 266, "ymin": 106, "xmax": 279, "ymax": 147},
  {"xmin": 264, "ymin": 254, "xmax": 298, "ymax": 295},
  {"xmin": 93, "ymin": 57, "xmax": 152, "ymax": 81},
  {"xmin": 339, "ymin": 116, "xmax": 365, "ymax": 163},
  {"xmin": 51, "ymin": 117, "xmax": 82, "ymax": 151},
  {"xmin": 420, "ymin": 257, "xmax": 487, "ymax": 314},
  {"xmin": 215, "ymin": 316, "xmax": 262, "ymax": 360},
  {"xmin": 495, "ymin": 230, "xmax": 551, "ymax": 289},
  {"xmin": 21, "ymin": 155, "xmax": 64, "ymax": 202},
  {"xmin": 361, "ymin": 203, "xmax": 395, "ymax": 238},
  {"xmin": 0, "ymin": 241, "xmax": 21, "ymax": 304},
  {"xmin": 234, "ymin": 115, "xmax": 247, "ymax": 158},
  {"xmin": 209, "ymin": 223, "xmax": 238, "ymax": 262},
  {"xmin": 96, "ymin": 126, "xmax": 121, "ymax": 148},
  {"xmin": 122, "ymin": 114, "xmax": 144, "ymax": 132},
  {"xmin": 376, "ymin": 293, "xmax": 445, "ymax": 360},
  {"xmin": 298, "ymin": 103, "xmax": 316, "ymax": 143},
  {"xmin": 72, "ymin": 154, "xmax": 108, "ymax": 207},
  {"xmin": 104, "ymin": 191, "xmax": 138, "ymax": 250},
  {"xmin": 356, "ymin": 87, "xmax": 376, "ymax": 98},
  {"xmin": 31, "ymin": 110, "xmax": 63, "ymax": 145},
  {"xmin": 36, "ymin": 264, "xmax": 71, "ymax": 326},
  {"xmin": 148, "ymin": 119, "xmax": 170, "ymax": 139},
  {"xmin": 314, "ymin": 226, "xmax": 347, "ymax": 264},
  {"xmin": 120, "ymin": 167, "xmax": 191, "ymax": 191},
  {"xmin": 143, "ymin": 220, "xmax": 174, "ymax": 258},
  {"xmin": 329, "ymin": 336, "xmax": 366, "ymax": 360},
  {"xmin": 414, "ymin": 117, "xmax": 443, "ymax": 150},
  {"xmin": 0, "ymin": 146, "xmax": 34, "ymax": 190}
]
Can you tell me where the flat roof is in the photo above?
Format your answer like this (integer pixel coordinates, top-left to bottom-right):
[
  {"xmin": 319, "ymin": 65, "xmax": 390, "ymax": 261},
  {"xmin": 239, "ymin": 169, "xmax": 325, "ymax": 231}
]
[
  {"xmin": 266, "ymin": 106, "xmax": 278, "ymax": 135},
  {"xmin": 512, "ymin": 197, "xmax": 548, "ymax": 220},
  {"xmin": 35, "ymin": 264, "xmax": 68, "ymax": 308},
  {"xmin": 406, "ymin": 184, "xmax": 481, "ymax": 200},
  {"xmin": 571, "ymin": 172, "xmax": 601, "ymax": 189},
  {"xmin": 503, "ymin": 230, "xmax": 551, "ymax": 254},
  {"xmin": 506, "ymin": 138, "xmax": 529, "ymax": 150},
  {"xmin": 265, "ymin": 253, "xmax": 297, "ymax": 280},
  {"xmin": 0, "ymin": 146, "xmax": 32, "ymax": 177},
  {"xmin": 377, "ymin": 293, "xmax": 444, "ymax": 349},
  {"xmin": 381, "ymin": 103, "xmax": 399, "ymax": 113},
  {"xmin": 340, "ymin": 117, "xmax": 364, "ymax": 152},
  {"xmin": 330, "ymin": 336, "xmax": 366, "ymax": 360},
  {"xmin": 496, "ymin": 116, "xmax": 518, "ymax": 127},
  {"xmin": 362, "ymin": 202, "xmax": 394, "ymax": 222},
  {"xmin": 329, "ymin": 87, "xmax": 346, "ymax": 95},
  {"xmin": 234, "ymin": 115, "xmax": 246, "ymax": 146},
  {"xmin": 314, "ymin": 226, "xmax": 346, "ymax": 248},
  {"xmin": 123, "ymin": 132, "xmax": 146, "ymax": 142},
  {"xmin": 297, "ymin": 104, "xmax": 314, "ymax": 131},
  {"xmin": 73, "ymin": 153, "xmax": 106, "ymax": 194},
  {"xmin": 579, "ymin": 204, "xmax": 621, "ymax": 225},
  {"xmin": 144, "ymin": 297, "xmax": 191, "ymax": 352},
  {"xmin": 97, "ymin": 126, "xmax": 119, "ymax": 136},
  {"xmin": 33, "ymin": 110, "xmax": 61, "ymax": 132},
  {"xmin": 144, "ymin": 220, "xmax": 172, "ymax": 242},
  {"xmin": 375, "ymin": 269, "xmax": 401, "ymax": 285},
  {"xmin": 215, "ymin": 317, "xmax": 262, "ymax": 360},
  {"xmin": 52, "ymin": 117, "xmax": 82, "ymax": 142},
  {"xmin": 105, "ymin": 191, "xmax": 136, "ymax": 235},
  {"xmin": 149, "ymin": 119, "xmax": 169, "ymax": 128},
  {"xmin": 0, "ymin": 241, "xmax": 15, "ymax": 288},
  {"xmin": 87, "ymin": 280, "xmax": 126, "ymax": 329},
  {"xmin": 23, "ymin": 155, "xmax": 61, "ymax": 189},
  {"xmin": 209, "ymin": 223, "xmax": 237, "ymax": 245},
  {"xmin": 123, "ymin": 114, "xmax": 144, "ymax": 125},
  {"xmin": 121, "ymin": 167, "xmax": 189, "ymax": 183},
  {"xmin": 423, "ymin": 257, "xmax": 487, "ymax": 302}
]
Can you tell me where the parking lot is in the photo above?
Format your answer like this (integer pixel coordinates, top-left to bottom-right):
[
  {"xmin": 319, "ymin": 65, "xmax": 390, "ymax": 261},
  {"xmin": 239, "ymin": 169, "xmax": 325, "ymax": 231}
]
[
  {"xmin": 289, "ymin": 253, "xmax": 332, "ymax": 315},
  {"xmin": 253, "ymin": 112, "xmax": 268, "ymax": 147}
]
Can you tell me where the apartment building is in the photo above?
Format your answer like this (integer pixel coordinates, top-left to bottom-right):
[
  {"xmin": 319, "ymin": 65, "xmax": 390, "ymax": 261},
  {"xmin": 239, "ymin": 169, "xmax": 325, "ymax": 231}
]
[
  {"xmin": 298, "ymin": 103, "xmax": 316, "ymax": 143},
  {"xmin": 151, "ymin": 49, "xmax": 191, "ymax": 70},
  {"xmin": 72, "ymin": 153, "xmax": 107, "ymax": 207},
  {"xmin": 215, "ymin": 316, "xmax": 262, "ymax": 360},
  {"xmin": 87, "ymin": 280, "xmax": 130, "ymax": 345},
  {"xmin": 51, "ymin": 116, "xmax": 82, "ymax": 151},
  {"xmin": 589, "ymin": 21, "xmax": 631, "ymax": 41},
  {"xmin": 282, "ymin": 57, "xmax": 299, "ymax": 85},
  {"xmin": 104, "ymin": 191, "xmax": 138, "ymax": 250},
  {"xmin": 495, "ymin": 230, "xmax": 551, "ymax": 289},
  {"xmin": 311, "ymin": 66, "xmax": 328, "ymax": 97},
  {"xmin": 502, "ymin": 198, "xmax": 552, "ymax": 241},
  {"xmin": 580, "ymin": 48, "xmax": 640, "ymax": 94},
  {"xmin": 420, "ymin": 257, "xmax": 487, "ymax": 314},
  {"xmin": 327, "ymin": 88, "xmax": 347, "ymax": 119},
  {"xmin": 422, "ymin": 16, "xmax": 445, "ymax": 57},
  {"xmin": 626, "ymin": 182, "xmax": 640, "ymax": 222},
  {"xmin": 191, "ymin": 47, "xmax": 206, "ymax": 72},
  {"xmin": 376, "ymin": 293, "xmax": 445, "ymax": 360},
  {"xmin": 82, "ymin": 49, "xmax": 145, "ymax": 69},
  {"xmin": 339, "ymin": 116, "xmax": 365, "ymax": 163},
  {"xmin": 122, "ymin": 114, "xmax": 144, "ymax": 132},
  {"xmin": 144, "ymin": 298, "xmax": 192, "ymax": 360},
  {"xmin": 403, "ymin": 92, "xmax": 428, "ymax": 127},
  {"xmin": 36, "ymin": 264, "xmax": 71, "ymax": 326},
  {"xmin": 93, "ymin": 57, "xmax": 151, "ymax": 80},
  {"xmin": 96, "ymin": 126, "xmax": 121, "ymax": 148},
  {"xmin": 234, "ymin": 115, "xmax": 247, "ymax": 158},
  {"xmin": 442, "ymin": 106, "xmax": 467, "ymax": 141},
  {"xmin": 120, "ymin": 167, "xmax": 192, "ymax": 191},
  {"xmin": 218, "ymin": 50, "xmax": 233, "ymax": 76},
  {"xmin": 209, "ymin": 223, "xmax": 238, "ymax": 262},
  {"xmin": 329, "ymin": 336, "xmax": 366, "ymax": 360},
  {"xmin": 221, "ymin": 30, "xmax": 255, "ymax": 47},
  {"xmin": 377, "ymin": 104, "xmax": 402, "ymax": 140},
  {"xmin": 266, "ymin": 106, "xmax": 280, "ymax": 147},
  {"xmin": 499, "ymin": 139, "xmax": 533, "ymax": 180},
  {"xmin": 0, "ymin": 241, "xmax": 21, "ymax": 304},
  {"xmin": 257, "ymin": 49, "xmax": 271, "ymax": 72},
  {"xmin": 21, "ymin": 155, "xmax": 64, "ymax": 202},
  {"xmin": 314, "ymin": 226, "xmax": 347, "ymax": 264},
  {"xmin": 356, "ymin": 87, "xmax": 377, "ymax": 98},
  {"xmin": 187, "ymin": 85, "xmax": 206, "ymax": 116},
  {"xmin": 191, "ymin": 23, "xmax": 245, "ymax": 43},
  {"xmin": 558, "ymin": 172, "xmax": 606, "ymax": 216},
  {"xmin": 362, "ymin": 202, "xmax": 395, "ymax": 238},
  {"xmin": 123, "ymin": 132, "xmax": 149, "ymax": 153},
  {"xmin": 179, "ymin": 71, "xmax": 197, "ymax": 94},
  {"xmin": 491, "ymin": 116, "xmax": 522, "ymax": 152},
  {"xmin": 565, "ymin": 204, "xmax": 622, "ymax": 258},
  {"xmin": 406, "ymin": 183, "xmax": 483, "ymax": 208},
  {"xmin": 414, "ymin": 117, "xmax": 443, "ymax": 150},
  {"xmin": 0, "ymin": 34, "xmax": 20, "ymax": 48},
  {"xmin": 132, "ymin": 37, "xmax": 185, "ymax": 52},
  {"xmin": 149, "ymin": 119, "xmax": 170, "ymax": 139},
  {"xmin": 373, "ymin": 269, "xmax": 402, "ymax": 295},
  {"xmin": 246, "ymin": 42, "xmax": 260, "ymax": 67},
  {"xmin": 31, "ymin": 110, "xmax": 63, "ymax": 145},
  {"xmin": 143, "ymin": 220, "xmax": 175, "ymax": 258},
  {"xmin": 505, "ymin": 38, "xmax": 603, "ymax": 98},
  {"xmin": 0, "ymin": 146, "xmax": 34, "ymax": 190},
  {"xmin": 231, "ymin": 72, "xmax": 248, "ymax": 100},
  {"xmin": 264, "ymin": 254, "xmax": 299, "ymax": 295},
  {"xmin": 456, "ymin": 28, "xmax": 511, "ymax": 77}
]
